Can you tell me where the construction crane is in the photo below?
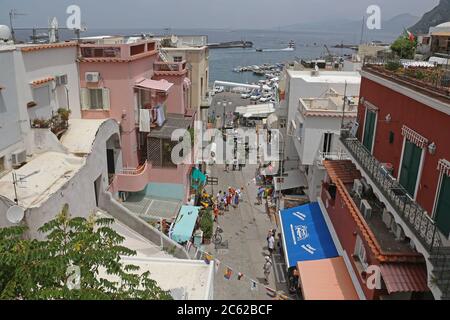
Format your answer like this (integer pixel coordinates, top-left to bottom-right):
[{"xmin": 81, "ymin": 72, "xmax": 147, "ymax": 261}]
[{"xmin": 324, "ymin": 44, "xmax": 333, "ymax": 61}]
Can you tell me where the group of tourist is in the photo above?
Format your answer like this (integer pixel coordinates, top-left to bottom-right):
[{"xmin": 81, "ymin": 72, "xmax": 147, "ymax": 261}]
[{"xmin": 213, "ymin": 187, "xmax": 244, "ymax": 222}]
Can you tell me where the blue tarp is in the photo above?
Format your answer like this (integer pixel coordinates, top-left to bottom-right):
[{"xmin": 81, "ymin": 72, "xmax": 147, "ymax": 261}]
[
  {"xmin": 279, "ymin": 202, "xmax": 338, "ymax": 268},
  {"xmin": 171, "ymin": 206, "xmax": 201, "ymax": 244}
]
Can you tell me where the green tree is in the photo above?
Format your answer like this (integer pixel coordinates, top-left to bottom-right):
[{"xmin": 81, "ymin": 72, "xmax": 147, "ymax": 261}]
[
  {"xmin": 391, "ymin": 35, "xmax": 417, "ymax": 59},
  {"xmin": 0, "ymin": 204, "xmax": 172, "ymax": 300}
]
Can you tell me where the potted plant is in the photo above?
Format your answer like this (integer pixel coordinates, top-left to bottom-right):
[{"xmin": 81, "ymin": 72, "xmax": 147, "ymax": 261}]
[
  {"xmin": 200, "ymin": 209, "xmax": 214, "ymax": 244},
  {"xmin": 57, "ymin": 108, "xmax": 71, "ymax": 121}
]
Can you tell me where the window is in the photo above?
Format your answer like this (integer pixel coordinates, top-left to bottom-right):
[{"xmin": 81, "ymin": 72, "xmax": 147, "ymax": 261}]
[
  {"xmin": 81, "ymin": 88, "xmax": 110, "ymax": 110},
  {"xmin": 399, "ymin": 139, "xmax": 422, "ymax": 197},
  {"xmin": 322, "ymin": 132, "xmax": 333, "ymax": 154},
  {"xmin": 354, "ymin": 235, "xmax": 369, "ymax": 270},
  {"xmin": 173, "ymin": 56, "xmax": 183, "ymax": 63},
  {"xmin": 434, "ymin": 174, "xmax": 450, "ymax": 237},
  {"xmin": 362, "ymin": 109, "xmax": 377, "ymax": 153}
]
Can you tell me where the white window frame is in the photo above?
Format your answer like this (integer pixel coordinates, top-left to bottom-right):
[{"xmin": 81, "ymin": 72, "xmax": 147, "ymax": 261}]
[
  {"xmin": 81, "ymin": 88, "xmax": 110, "ymax": 110},
  {"xmin": 397, "ymin": 136, "xmax": 426, "ymax": 200}
]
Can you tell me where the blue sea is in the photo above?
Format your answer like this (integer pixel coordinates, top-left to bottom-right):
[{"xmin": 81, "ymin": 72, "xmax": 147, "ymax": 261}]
[{"xmin": 15, "ymin": 27, "xmax": 398, "ymax": 84}]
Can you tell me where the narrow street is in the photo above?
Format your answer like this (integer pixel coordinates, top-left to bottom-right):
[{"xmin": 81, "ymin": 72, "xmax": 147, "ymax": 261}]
[{"xmin": 199, "ymin": 91, "xmax": 292, "ymax": 300}]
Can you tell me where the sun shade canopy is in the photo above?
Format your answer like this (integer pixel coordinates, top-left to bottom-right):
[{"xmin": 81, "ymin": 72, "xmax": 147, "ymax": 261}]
[{"xmin": 279, "ymin": 202, "xmax": 338, "ymax": 268}]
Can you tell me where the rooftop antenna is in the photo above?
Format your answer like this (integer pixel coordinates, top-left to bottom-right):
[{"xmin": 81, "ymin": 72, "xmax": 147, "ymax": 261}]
[
  {"xmin": 9, "ymin": 9, "xmax": 27, "ymax": 43},
  {"xmin": 360, "ymin": 16, "xmax": 365, "ymax": 45}
]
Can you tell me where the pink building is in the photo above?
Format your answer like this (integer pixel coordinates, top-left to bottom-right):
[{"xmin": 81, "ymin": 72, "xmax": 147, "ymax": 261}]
[{"xmin": 78, "ymin": 36, "xmax": 194, "ymax": 201}]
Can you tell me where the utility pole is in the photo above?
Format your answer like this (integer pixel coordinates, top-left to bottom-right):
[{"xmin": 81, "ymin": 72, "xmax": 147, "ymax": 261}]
[
  {"xmin": 341, "ymin": 81, "xmax": 348, "ymax": 129},
  {"xmin": 360, "ymin": 16, "xmax": 365, "ymax": 45}
]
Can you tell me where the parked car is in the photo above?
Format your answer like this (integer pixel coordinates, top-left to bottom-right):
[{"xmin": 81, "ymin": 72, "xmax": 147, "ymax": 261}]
[
  {"xmin": 241, "ymin": 92, "xmax": 252, "ymax": 99},
  {"xmin": 250, "ymin": 94, "xmax": 261, "ymax": 101},
  {"xmin": 214, "ymin": 86, "xmax": 225, "ymax": 94},
  {"xmin": 259, "ymin": 95, "xmax": 273, "ymax": 102}
]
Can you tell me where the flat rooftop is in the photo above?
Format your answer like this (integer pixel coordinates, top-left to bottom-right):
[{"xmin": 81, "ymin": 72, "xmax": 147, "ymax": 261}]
[
  {"xmin": 0, "ymin": 152, "xmax": 84, "ymax": 208},
  {"xmin": 287, "ymin": 70, "xmax": 361, "ymax": 84},
  {"xmin": 148, "ymin": 113, "xmax": 192, "ymax": 139},
  {"xmin": 60, "ymin": 119, "xmax": 109, "ymax": 155}
]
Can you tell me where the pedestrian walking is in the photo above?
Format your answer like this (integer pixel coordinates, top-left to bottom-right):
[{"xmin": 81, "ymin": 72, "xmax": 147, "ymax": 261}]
[
  {"xmin": 256, "ymin": 186, "xmax": 264, "ymax": 205},
  {"xmin": 263, "ymin": 256, "xmax": 273, "ymax": 284},
  {"xmin": 225, "ymin": 161, "xmax": 230, "ymax": 172},
  {"xmin": 213, "ymin": 203, "xmax": 219, "ymax": 222},
  {"xmin": 267, "ymin": 232, "xmax": 275, "ymax": 255}
]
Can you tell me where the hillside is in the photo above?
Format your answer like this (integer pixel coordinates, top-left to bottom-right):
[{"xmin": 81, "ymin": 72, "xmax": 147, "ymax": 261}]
[{"xmin": 409, "ymin": 0, "xmax": 450, "ymax": 34}]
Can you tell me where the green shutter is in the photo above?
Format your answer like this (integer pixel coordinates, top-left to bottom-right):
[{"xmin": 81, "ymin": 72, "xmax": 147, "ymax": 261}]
[
  {"xmin": 363, "ymin": 110, "xmax": 376, "ymax": 152},
  {"xmin": 399, "ymin": 140, "xmax": 422, "ymax": 197},
  {"xmin": 435, "ymin": 175, "xmax": 450, "ymax": 237}
]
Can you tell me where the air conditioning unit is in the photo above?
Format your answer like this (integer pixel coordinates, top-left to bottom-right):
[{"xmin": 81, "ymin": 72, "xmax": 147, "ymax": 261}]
[
  {"xmin": 394, "ymin": 223, "xmax": 406, "ymax": 241},
  {"xmin": 353, "ymin": 179, "xmax": 363, "ymax": 196},
  {"xmin": 382, "ymin": 209, "xmax": 392, "ymax": 229},
  {"xmin": 55, "ymin": 74, "xmax": 68, "ymax": 86},
  {"xmin": 11, "ymin": 149, "xmax": 27, "ymax": 166},
  {"xmin": 85, "ymin": 72, "xmax": 100, "ymax": 83},
  {"xmin": 360, "ymin": 199, "xmax": 372, "ymax": 220}
]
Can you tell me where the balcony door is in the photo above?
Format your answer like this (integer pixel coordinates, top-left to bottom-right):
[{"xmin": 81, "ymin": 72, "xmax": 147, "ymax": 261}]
[
  {"xmin": 362, "ymin": 109, "xmax": 377, "ymax": 153},
  {"xmin": 399, "ymin": 140, "xmax": 422, "ymax": 197},
  {"xmin": 435, "ymin": 174, "xmax": 450, "ymax": 237}
]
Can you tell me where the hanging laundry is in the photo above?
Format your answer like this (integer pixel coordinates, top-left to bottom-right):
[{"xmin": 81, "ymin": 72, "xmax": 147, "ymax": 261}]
[
  {"xmin": 139, "ymin": 109, "xmax": 151, "ymax": 132},
  {"xmin": 156, "ymin": 105, "xmax": 166, "ymax": 127}
]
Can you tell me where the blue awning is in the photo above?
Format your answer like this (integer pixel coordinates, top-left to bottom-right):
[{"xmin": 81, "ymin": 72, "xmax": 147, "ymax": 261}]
[
  {"xmin": 171, "ymin": 206, "xmax": 201, "ymax": 244},
  {"xmin": 279, "ymin": 202, "xmax": 338, "ymax": 268}
]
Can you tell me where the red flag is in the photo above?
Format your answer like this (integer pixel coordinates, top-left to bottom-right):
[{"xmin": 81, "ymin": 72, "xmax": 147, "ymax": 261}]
[{"xmin": 406, "ymin": 30, "xmax": 415, "ymax": 42}]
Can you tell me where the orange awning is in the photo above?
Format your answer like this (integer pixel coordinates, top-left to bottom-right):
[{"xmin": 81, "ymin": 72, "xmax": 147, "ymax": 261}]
[{"xmin": 297, "ymin": 257, "xmax": 359, "ymax": 300}]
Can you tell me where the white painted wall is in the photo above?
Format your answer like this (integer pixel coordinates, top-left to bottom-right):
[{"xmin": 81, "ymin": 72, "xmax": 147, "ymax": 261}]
[{"xmin": 0, "ymin": 120, "xmax": 121, "ymax": 240}]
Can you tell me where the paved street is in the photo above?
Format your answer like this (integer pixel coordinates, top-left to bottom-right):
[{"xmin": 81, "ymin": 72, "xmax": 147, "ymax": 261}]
[
  {"xmin": 204, "ymin": 162, "xmax": 291, "ymax": 300},
  {"xmin": 200, "ymin": 91, "xmax": 293, "ymax": 300}
]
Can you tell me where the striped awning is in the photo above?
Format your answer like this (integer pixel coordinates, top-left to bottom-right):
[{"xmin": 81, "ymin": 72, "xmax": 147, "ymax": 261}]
[
  {"xmin": 380, "ymin": 263, "xmax": 429, "ymax": 294},
  {"xmin": 438, "ymin": 159, "xmax": 450, "ymax": 177},
  {"xmin": 401, "ymin": 125, "xmax": 429, "ymax": 149}
]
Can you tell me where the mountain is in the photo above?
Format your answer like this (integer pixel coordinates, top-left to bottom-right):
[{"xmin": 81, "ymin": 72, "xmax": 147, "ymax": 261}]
[
  {"xmin": 278, "ymin": 14, "xmax": 419, "ymax": 35},
  {"xmin": 409, "ymin": 0, "xmax": 450, "ymax": 34}
]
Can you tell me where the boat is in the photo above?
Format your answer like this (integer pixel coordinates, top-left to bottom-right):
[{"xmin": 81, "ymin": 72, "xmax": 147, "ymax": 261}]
[
  {"xmin": 255, "ymin": 40, "xmax": 296, "ymax": 52},
  {"xmin": 207, "ymin": 41, "xmax": 253, "ymax": 49}
]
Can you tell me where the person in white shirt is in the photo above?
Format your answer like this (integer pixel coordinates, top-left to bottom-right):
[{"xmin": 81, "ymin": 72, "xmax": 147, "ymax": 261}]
[{"xmin": 267, "ymin": 233, "xmax": 275, "ymax": 255}]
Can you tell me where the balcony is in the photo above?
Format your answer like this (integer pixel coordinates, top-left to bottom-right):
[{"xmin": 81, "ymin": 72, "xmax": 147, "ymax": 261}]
[
  {"xmin": 110, "ymin": 161, "xmax": 152, "ymax": 193},
  {"xmin": 153, "ymin": 61, "xmax": 187, "ymax": 76},
  {"xmin": 340, "ymin": 131, "xmax": 450, "ymax": 299}
]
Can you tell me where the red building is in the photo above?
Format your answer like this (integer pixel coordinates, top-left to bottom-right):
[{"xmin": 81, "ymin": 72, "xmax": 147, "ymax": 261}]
[{"xmin": 320, "ymin": 61, "xmax": 450, "ymax": 300}]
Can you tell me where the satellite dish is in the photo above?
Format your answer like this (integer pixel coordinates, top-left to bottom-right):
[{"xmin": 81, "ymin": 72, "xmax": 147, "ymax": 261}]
[
  {"xmin": 0, "ymin": 25, "xmax": 11, "ymax": 41},
  {"xmin": 6, "ymin": 205, "xmax": 25, "ymax": 224},
  {"xmin": 171, "ymin": 35, "xmax": 178, "ymax": 44}
]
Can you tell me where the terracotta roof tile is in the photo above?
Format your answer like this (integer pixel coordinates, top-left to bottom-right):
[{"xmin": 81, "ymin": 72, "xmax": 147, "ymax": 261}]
[
  {"xmin": 380, "ymin": 263, "xmax": 429, "ymax": 293},
  {"xmin": 30, "ymin": 77, "xmax": 55, "ymax": 86},
  {"xmin": 21, "ymin": 42, "xmax": 77, "ymax": 52},
  {"xmin": 323, "ymin": 160, "xmax": 361, "ymax": 184}
]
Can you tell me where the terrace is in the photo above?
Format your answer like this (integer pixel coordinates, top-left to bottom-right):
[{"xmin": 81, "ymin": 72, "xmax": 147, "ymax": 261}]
[
  {"xmin": 153, "ymin": 61, "xmax": 188, "ymax": 75},
  {"xmin": 362, "ymin": 58, "xmax": 450, "ymax": 103}
]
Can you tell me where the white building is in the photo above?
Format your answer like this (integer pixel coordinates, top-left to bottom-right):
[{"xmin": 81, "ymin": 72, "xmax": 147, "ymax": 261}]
[
  {"xmin": 283, "ymin": 70, "xmax": 361, "ymax": 165},
  {"xmin": 0, "ymin": 42, "xmax": 81, "ymax": 175},
  {"xmin": 291, "ymin": 93, "xmax": 358, "ymax": 200}
]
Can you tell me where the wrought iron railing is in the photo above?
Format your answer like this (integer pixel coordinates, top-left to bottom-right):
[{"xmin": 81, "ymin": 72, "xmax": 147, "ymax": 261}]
[
  {"xmin": 340, "ymin": 132, "xmax": 441, "ymax": 252},
  {"xmin": 340, "ymin": 132, "xmax": 450, "ymax": 298}
]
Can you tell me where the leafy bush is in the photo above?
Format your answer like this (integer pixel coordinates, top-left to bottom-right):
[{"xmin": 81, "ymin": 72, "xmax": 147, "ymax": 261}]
[
  {"xmin": 0, "ymin": 204, "xmax": 172, "ymax": 300},
  {"xmin": 385, "ymin": 61, "xmax": 402, "ymax": 72},
  {"xmin": 200, "ymin": 209, "xmax": 214, "ymax": 240},
  {"xmin": 390, "ymin": 35, "xmax": 417, "ymax": 59}
]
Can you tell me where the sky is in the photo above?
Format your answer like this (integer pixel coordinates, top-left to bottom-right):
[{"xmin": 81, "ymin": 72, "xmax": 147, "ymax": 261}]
[{"xmin": 0, "ymin": 0, "xmax": 440, "ymax": 30}]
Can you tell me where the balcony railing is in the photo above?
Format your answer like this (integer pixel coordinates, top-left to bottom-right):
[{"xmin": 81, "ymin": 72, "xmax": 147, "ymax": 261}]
[
  {"xmin": 153, "ymin": 61, "xmax": 186, "ymax": 73},
  {"xmin": 340, "ymin": 131, "xmax": 442, "ymax": 252}
]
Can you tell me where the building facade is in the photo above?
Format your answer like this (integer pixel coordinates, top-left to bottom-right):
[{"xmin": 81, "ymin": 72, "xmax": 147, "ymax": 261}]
[{"xmin": 336, "ymin": 61, "xmax": 450, "ymax": 299}]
